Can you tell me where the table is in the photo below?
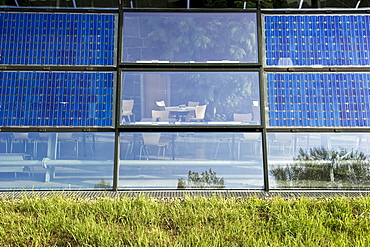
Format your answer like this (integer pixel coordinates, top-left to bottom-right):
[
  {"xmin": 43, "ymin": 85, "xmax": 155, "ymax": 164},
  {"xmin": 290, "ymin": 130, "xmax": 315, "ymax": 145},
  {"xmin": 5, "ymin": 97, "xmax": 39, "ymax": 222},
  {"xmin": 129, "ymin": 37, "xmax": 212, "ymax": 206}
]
[{"xmin": 166, "ymin": 106, "xmax": 196, "ymax": 121}]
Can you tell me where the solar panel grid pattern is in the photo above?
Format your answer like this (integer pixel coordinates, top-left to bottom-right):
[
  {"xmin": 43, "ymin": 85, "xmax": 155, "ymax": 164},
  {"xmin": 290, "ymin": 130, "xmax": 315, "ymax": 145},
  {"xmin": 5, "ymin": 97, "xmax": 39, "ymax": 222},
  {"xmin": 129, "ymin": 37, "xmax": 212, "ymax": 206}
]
[
  {"xmin": 0, "ymin": 71, "xmax": 114, "ymax": 127},
  {"xmin": 267, "ymin": 73, "xmax": 370, "ymax": 127},
  {"xmin": 0, "ymin": 12, "xmax": 116, "ymax": 66},
  {"xmin": 264, "ymin": 15, "xmax": 370, "ymax": 66}
]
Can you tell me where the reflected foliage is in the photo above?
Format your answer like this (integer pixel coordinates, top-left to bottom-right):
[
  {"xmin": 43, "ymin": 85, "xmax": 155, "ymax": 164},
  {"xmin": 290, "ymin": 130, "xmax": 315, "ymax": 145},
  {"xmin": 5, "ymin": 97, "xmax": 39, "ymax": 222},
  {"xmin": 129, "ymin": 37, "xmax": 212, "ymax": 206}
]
[
  {"xmin": 234, "ymin": 0, "xmax": 274, "ymax": 8},
  {"xmin": 271, "ymin": 147, "xmax": 370, "ymax": 187},
  {"xmin": 177, "ymin": 169, "xmax": 225, "ymax": 189},
  {"xmin": 194, "ymin": 0, "xmax": 275, "ymax": 8},
  {"xmin": 144, "ymin": 15, "xmax": 257, "ymax": 62},
  {"xmin": 175, "ymin": 73, "xmax": 259, "ymax": 120},
  {"xmin": 94, "ymin": 179, "xmax": 112, "ymax": 189}
]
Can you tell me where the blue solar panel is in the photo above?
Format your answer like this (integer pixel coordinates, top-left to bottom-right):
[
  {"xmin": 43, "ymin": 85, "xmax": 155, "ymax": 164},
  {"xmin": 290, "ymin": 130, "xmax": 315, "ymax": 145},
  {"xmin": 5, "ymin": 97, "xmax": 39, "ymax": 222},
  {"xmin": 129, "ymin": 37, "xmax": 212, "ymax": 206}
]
[
  {"xmin": 0, "ymin": 71, "xmax": 114, "ymax": 127},
  {"xmin": 267, "ymin": 73, "xmax": 370, "ymax": 127},
  {"xmin": 265, "ymin": 14, "xmax": 370, "ymax": 66},
  {"xmin": 0, "ymin": 13, "xmax": 116, "ymax": 66}
]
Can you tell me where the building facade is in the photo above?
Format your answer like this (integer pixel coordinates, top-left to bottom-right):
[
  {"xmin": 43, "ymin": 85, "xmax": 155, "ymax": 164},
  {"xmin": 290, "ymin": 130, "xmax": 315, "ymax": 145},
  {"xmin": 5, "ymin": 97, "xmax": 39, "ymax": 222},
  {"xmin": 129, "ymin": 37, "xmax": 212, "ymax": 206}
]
[{"xmin": 0, "ymin": 1, "xmax": 370, "ymax": 190}]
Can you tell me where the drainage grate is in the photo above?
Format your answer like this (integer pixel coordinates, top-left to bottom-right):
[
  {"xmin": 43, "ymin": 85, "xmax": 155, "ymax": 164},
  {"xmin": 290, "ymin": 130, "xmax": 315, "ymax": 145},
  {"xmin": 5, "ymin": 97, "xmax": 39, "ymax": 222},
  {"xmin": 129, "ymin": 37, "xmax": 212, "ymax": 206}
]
[{"xmin": 0, "ymin": 190, "xmax": 370, "ymax": 200}]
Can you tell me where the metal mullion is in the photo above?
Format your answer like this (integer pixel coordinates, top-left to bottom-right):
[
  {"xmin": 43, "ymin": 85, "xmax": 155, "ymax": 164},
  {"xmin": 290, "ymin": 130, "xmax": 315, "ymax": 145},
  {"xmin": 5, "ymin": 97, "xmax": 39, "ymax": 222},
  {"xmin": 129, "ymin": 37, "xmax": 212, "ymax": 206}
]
[
  {"xmin": 112, "ymin": 128, "xmax": 120, "ymax": 191},
  {"xmin": 257, "ymin": 67, "xmax": 270, "ymax": 191},
  {"xmin": 261, "ymin": 128, "xmax": 269, "ymax": 191},
  {"xmin": 112, "ymin": 70, "xmax": 122, "ymax": 190},
  {"xmin": 258, "ymin": 6, "xmax": 270, "ymax": 192},
  {"xmin": 112, "ymin": 6, "xmax": 124, "ymax": 190}
]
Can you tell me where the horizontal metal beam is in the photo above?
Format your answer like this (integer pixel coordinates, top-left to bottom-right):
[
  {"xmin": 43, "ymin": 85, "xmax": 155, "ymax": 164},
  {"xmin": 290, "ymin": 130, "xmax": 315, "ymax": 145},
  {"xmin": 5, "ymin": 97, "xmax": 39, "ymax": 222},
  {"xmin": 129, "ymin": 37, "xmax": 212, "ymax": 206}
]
[{"xmin": 0, "ymin": 159, "xmax": 258, "ymax": 167}]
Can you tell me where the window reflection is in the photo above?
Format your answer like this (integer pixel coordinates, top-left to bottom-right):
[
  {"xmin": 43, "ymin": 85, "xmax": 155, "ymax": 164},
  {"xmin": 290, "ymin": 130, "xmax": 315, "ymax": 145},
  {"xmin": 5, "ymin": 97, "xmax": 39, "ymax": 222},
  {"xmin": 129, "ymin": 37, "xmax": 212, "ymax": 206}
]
[
  {"xmin": 0, "ymin": 132, "xmax": 114, "ymax": 190},
  {"xmin": 121, "ymin": 71, "xmax": 260, "ymax": 125},
  {"xmin": 119, "ymin": 132, "xmax": 264, "ymax": 189},
  {"xmin": 122, "ymin": 0, "xmax": 185, "ymax": 8},
  {"xmin": 123, "ymin": 12, "xmax": 258, "ymax": 63},
  {"xmin": 268, "ymin": 133, "xmax": 370, "ymax": 189}
]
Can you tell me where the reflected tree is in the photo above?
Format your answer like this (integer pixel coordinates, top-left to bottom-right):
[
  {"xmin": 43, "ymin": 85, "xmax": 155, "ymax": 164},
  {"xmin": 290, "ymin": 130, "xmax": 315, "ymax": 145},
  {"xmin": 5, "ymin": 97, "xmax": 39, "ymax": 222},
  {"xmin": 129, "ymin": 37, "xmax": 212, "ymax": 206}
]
[
  {"xmin": 94, "ymin": 179, "xmax": 112, "ymax": 189},
  {"xmin": 174, "ymin": 73, "xmax": 259, "ymax": 121},
  {"xmin": 121, "ymin": 71, "xmax": 259, "ymax": 121},
  {"xmin": 144, "ymin": 14, "xmax": 257, "ymax": 62},
  {"xmin": 177, "ymin": 169, "xmax": 225, "ymax": 189},
  {"xmin": 125, "ymin": 14, "xmax": 259, "ymax": 120},
  {"xmin": 234, "ymin": 0, "xmax": 274, "ymax": 8},
  {"xmin": 271, "ymin": 147, "xmax": 370, "ymax": 187},
  {"xmin": 194, "ymin": 0, "xmax": 275, "ymax": 9}
]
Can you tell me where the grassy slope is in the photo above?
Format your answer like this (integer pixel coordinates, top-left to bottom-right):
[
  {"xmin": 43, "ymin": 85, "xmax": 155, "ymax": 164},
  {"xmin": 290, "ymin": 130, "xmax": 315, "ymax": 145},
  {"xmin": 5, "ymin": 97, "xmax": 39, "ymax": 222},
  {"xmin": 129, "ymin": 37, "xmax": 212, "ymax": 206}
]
[{"xmin": 0, "ymin": 195, "xmax": 369, "ymax": 246}]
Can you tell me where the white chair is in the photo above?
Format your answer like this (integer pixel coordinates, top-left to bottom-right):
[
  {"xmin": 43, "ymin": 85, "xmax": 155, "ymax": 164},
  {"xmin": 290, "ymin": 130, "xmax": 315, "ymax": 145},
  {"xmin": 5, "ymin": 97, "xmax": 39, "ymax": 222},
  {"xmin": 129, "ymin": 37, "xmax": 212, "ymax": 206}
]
[
  {"xmin": 156, "ymin": 100, "xmax": 167, "ymax": 110},
  {"xmin": 238, "ymin": 133, "xmax": 261, "ymax": 158},
  {"xmin": 121, "ymin": 100, "xmax": 135, "ymax": 122},
  {"xmin": 189, "ymin": 105, "xmax": 207, "ymax": 122},
  {"xmin": 121, "ymin": 133, "xmax": 135, "ymax": 159},
  {"xmin": 156, "ymin": 101, "xmax": 173, "ymax": 118},
  {"xmin": 139, "ymin": 133, "xmax": 170, "ymax": 160},
  {"xmin": 11, "ymin": 133, "xmax": 29, "ymax": 153},
  {"xmin": 252, "ymin": 105, "xmax": 260, "ymax": 122},
  {"xmin": 0, "ymin": 133, "xmax": 11, "ymax": 153},
  {"xmin": 187, "ymin": 101, "xmax": 199, "ymax": 118},
  {"xmin": 152, "ymin": 110, "xmax": 169, "ymax": 120},
  {"xmin": 57, "ymin": 133, "xmax": 80, "ymax": 159},
  {"xmin": 212, "ymin": 134, "xmax": 233, "ymax": 159},
  {"xmin": 35, "ymin": 133, "xmax": 50, "ymax": 159},
  {"xmin": 12, "ymin": 133, "xmax": 49, "ymax": 159}
]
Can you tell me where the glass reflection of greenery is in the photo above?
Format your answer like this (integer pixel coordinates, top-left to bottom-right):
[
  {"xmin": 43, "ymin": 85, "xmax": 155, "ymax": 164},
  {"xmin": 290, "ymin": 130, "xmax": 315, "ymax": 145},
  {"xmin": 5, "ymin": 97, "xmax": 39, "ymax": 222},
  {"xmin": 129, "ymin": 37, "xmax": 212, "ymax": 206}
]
[
  {"xmin": 175, "ymin": 73, "xmax": 259, "ymax": 121},
  {"xmin": 271, "ymin": 147, "xmax": 370, "ymax": 188},
  {"xmin": 144, "ymin": 14, "xmax": 257, "ymax": 63},
  {"xmin": 177, "ymin": 169, "xmax": 225, "ymax": 189}
]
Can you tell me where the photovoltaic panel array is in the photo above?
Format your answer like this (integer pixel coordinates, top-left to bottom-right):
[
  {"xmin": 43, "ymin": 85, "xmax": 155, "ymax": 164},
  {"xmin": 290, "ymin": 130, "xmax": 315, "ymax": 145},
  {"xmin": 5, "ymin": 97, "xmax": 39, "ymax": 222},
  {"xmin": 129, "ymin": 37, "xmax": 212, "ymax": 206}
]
[
  {"xmin": 0, "ymin": 12, "xmax": 116, "ymax": 66},
  {"xmin": 267, "ymin": 73, "xmax": 370, "ymax": 127},
  {"xmin": 0, "ymin": 71, "xmax": 114, "ymax": 127},
  {"xmin": 264, "ymin": 15, "xmax": 370, "ymax": 66}
]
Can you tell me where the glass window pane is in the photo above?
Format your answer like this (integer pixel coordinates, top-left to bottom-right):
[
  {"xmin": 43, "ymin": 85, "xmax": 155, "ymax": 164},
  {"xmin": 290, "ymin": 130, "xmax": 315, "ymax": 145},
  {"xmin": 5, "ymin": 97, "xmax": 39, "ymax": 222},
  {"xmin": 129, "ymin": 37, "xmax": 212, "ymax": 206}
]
[
  {"xmin": 123, "ymin": 0, "xmax": 184, "ymax": 8},
  {"xmin": 0, "ymin": 132, "xmax": 114, "ymax": 190},
  {"xmin": 119, "ymin": 132, "xmax": 264, "ymax": 189},
  {"xmin": 268, "ymin": 132, "xmax": 370, "ymax": 189},
  {"xmin": 121, "ymin": 71, "xmax": 260, "ymax": 125},
  {"xmin": 123, "ymin": 12, "xmax": 258, "ymax": 63}
]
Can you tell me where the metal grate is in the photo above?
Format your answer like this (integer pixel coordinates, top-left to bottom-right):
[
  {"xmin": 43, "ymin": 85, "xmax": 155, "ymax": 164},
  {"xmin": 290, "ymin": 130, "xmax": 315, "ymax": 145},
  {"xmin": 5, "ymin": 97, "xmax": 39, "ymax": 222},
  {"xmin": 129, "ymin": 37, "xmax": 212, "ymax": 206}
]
[{"xmin": 1, "ymin": 190, "xmax": 370, "ymax": 200}]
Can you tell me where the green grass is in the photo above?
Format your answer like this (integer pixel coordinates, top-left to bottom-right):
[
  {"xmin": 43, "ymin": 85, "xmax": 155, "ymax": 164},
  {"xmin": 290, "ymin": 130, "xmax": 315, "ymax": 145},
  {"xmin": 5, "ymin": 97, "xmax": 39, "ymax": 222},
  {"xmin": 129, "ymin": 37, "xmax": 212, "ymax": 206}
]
[{"xmin": 1, "ymin": 195, "xmax": 370, "ymax": 246}]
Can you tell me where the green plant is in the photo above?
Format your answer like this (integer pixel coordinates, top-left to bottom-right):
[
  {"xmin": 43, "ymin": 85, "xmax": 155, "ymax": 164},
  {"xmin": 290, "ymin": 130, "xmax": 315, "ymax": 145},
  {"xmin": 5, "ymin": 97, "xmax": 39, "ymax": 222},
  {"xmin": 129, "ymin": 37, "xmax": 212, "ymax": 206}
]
[
  {"xmin": 234, "ymin": 0, "xmax": 274, "ymax": 8},
  {"xmin": 177, "ymin": 169, "xmax": 225, "ymax": 189},
  {"xmin": 204, "ymin": 0, "xmax": 228, "ymax": 7},
  {"xmin": 1, "ymin": 195, "xmax": 370, "ymax": 246}
]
